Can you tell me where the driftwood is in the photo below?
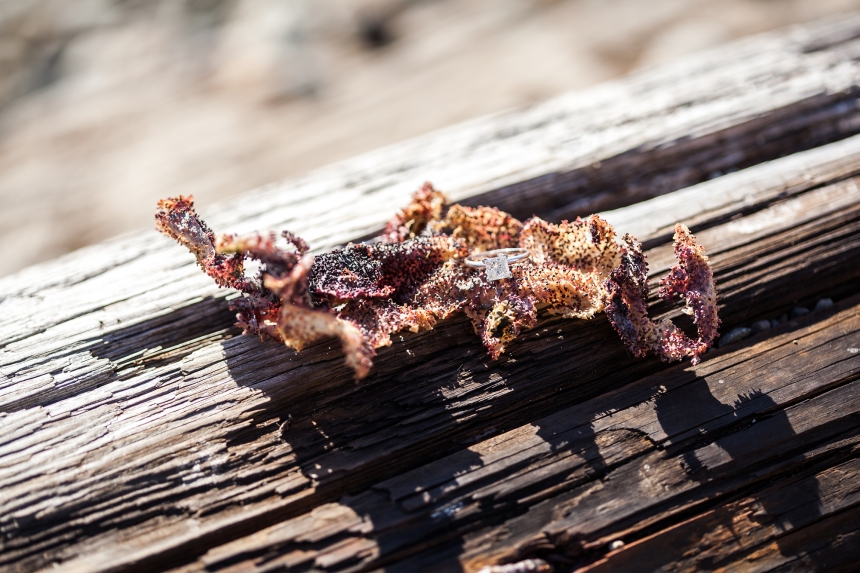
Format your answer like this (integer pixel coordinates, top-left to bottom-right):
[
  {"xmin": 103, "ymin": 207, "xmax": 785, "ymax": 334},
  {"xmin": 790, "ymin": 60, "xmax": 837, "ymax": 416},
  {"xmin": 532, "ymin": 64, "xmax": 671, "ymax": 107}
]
[{"xmin": 2, "ymin": 13, "xmax": 860, "ymax": 573}]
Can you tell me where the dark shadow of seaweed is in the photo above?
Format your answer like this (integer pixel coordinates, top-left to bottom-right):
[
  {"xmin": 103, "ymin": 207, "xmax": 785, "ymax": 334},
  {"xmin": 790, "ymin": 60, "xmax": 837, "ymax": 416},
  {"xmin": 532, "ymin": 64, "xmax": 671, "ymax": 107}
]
[
  {"xmin": 214, "ymin": 311, "xmax": 668, "ymax": 573},
  {"xmin": 71, "ymin": 295, "xmax": 847, "ymax": 572},
  {"xmin": 219, "ymin": 315, "xmax": 488, "ymax": 572},
  {"xmin": 654, "ymin": 377, "xmax": 823, "ymax": 567}
]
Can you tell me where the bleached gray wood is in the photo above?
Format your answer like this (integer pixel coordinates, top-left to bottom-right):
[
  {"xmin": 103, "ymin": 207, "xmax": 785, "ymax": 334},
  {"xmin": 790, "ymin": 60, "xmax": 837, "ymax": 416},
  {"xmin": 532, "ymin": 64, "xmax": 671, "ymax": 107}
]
[{"xmin": 601, "ymin": 134, "xmax": 860, "ymax": 245}]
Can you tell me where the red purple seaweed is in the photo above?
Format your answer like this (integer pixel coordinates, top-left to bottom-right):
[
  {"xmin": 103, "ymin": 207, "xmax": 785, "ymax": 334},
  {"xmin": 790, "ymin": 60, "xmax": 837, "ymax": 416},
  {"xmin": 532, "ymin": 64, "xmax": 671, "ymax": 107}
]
[{"xmin": 155, "ymin": 183, "xmax": 719, "ymax": 378}]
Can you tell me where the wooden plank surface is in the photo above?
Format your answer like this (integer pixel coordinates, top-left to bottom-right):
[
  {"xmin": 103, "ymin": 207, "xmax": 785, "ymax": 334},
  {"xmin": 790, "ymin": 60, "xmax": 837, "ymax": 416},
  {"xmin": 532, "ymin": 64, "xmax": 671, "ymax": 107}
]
[
  {"xmin": 175, "ymin": 296, "xmax": 859, "ymax": 573},
  {"xmin": 2, "ymin": 14, "xmax": 860, "ymax": 573}
]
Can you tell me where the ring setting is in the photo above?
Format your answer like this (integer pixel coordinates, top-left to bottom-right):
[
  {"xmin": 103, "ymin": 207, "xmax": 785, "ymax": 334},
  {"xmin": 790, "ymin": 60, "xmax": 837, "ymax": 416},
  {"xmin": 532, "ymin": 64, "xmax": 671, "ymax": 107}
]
[{"xmin": 464, "ymin": 248, "xmax": 529, "ymax": 281}]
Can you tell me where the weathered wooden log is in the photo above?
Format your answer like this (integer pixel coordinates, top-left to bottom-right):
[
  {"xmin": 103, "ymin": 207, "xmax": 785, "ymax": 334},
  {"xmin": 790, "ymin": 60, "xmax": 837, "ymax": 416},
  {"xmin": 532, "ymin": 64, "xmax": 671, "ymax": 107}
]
[
  {"xmin": 179, "ymin": 297, "xmax": 860, "ymax": 573},
  {"xmin": 154, "ymin": 144, "xmax": 860, "ymax": 573},
  {"xmin": 2, "ymin": 13, "xmax": 860, "ymax": 573}
]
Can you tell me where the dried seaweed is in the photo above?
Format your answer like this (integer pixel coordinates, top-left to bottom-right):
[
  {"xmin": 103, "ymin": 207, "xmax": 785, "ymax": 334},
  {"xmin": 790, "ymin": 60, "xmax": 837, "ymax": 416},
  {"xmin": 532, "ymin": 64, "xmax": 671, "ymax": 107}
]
[{"xmin": 156, "ymin": 184, "xmax": 719, "ymax": 378}]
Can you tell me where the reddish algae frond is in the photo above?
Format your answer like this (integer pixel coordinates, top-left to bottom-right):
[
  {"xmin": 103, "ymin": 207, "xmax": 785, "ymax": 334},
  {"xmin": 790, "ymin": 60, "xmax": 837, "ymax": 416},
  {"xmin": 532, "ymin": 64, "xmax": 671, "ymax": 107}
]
[{"xmin": 155, "ymin": 183, "xmax": 719, "ymax": 379}]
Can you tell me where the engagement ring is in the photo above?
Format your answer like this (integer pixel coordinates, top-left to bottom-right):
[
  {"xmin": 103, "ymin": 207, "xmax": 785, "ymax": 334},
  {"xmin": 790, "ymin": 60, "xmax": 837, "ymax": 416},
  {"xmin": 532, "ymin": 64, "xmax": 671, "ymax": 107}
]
[{"xmin": 464, "ymin": 248, "xmax": 529, "ymax": 281}]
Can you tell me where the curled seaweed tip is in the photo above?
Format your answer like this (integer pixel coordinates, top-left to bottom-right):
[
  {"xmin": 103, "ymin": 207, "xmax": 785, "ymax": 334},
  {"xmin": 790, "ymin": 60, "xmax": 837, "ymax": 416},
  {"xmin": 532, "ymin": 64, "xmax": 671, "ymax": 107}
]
[
  {"xmin": 604, "ymin": 225, "xmax": 720, "ymax": 365},
  {"xmin": 155, "ymin": 184, "xmax": 720, "ymax": 378}
]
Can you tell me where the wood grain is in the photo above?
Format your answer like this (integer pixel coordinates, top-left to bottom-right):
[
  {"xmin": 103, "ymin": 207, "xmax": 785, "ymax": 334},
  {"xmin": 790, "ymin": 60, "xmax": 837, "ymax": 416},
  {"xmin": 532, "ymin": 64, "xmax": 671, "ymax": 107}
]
[{"xmin": 164, "ymin": 296, "xmax": 860, "ymax": 573}]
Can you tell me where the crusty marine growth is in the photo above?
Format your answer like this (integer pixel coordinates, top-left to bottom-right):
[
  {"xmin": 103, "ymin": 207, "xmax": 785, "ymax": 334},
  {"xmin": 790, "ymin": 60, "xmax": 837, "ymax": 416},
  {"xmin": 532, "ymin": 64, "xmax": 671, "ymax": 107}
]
[{"xmin": 155, "ymin": 183, "xmax": 719, "ymax": 379}]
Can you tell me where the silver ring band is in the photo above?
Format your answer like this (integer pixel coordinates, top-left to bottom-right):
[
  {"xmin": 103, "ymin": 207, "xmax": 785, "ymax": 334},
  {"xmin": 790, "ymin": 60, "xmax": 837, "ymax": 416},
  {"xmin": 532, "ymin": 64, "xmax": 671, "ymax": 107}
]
[{"xmin": 464, "ymin": 248, "xmax": 529, "ymax": 268}]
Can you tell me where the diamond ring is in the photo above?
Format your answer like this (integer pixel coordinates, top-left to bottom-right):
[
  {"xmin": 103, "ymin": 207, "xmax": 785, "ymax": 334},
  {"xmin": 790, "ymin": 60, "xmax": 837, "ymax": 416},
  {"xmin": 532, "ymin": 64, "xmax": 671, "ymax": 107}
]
[{"xmin": 464, "ymin": 248, "xmax": 529, "ymax": 281}]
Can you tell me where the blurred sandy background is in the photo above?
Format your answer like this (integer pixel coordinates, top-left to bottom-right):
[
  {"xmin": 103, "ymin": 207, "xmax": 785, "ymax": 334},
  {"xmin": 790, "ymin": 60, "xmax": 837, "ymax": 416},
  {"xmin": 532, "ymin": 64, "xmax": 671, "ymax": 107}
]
[{"xmin": 1, "ymin": 0, "xmax": 858, "ymax": 277}]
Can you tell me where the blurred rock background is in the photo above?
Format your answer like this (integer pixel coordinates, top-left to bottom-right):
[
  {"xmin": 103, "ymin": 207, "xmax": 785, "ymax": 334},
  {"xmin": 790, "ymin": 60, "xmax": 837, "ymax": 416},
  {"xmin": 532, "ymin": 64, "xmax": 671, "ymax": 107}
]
[{"xmin": 1, "ymin": 0, "xmax": 858, "ymax": 276}]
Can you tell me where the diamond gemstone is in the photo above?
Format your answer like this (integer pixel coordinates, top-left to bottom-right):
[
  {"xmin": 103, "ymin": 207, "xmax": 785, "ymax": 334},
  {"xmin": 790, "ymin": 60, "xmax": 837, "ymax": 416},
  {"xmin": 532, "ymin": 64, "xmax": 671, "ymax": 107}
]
[{"xmin": 483, "ymin": 255, "xmax": 512, "ymax": 281}]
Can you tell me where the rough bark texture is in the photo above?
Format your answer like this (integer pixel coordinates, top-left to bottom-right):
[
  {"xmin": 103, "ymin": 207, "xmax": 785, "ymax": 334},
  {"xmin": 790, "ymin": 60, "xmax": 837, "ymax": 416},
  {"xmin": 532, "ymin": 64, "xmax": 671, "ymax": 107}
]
[{"xmin": 3, "ymin": 14, "xmax": 860, "ymax": 573}]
